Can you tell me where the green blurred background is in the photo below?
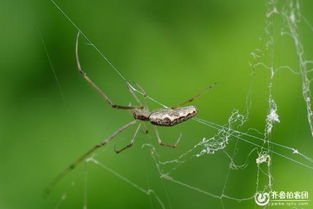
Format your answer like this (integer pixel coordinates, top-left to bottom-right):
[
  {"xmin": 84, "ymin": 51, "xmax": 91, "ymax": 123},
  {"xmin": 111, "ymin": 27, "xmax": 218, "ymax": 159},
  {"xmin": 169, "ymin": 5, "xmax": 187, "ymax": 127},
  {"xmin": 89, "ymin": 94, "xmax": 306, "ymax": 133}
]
[{"xmin": 1, "ymin": 0, "xmax": 313, "ymax": 208}]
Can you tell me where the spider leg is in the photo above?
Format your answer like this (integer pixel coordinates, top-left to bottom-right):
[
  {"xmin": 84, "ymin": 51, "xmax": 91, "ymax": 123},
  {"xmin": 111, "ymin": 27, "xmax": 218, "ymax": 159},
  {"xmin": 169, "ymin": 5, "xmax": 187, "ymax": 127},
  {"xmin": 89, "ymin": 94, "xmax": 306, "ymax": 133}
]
[
  {"xmin": 170, "ymin": 82, "xmax": 216, "ymax": 109},
  {"xmin": 114, "ymin": 123, "xmax": 142, "ymax": 153},
  {"xmin": 154, "ymin": 127, "xmax": 182, "ymax": 148},
  {"xmin": 126, "ymin": 83, "xmax": 143, "ymax": 107},
  {"xmin": 135, "ymin": 82, "xmax": 151, "ymax": 111},
  {"xmin": 127, "ymin": 82, "xmax": 151, "ymax": 112},
  {"xmin": 45, "ymin": 120, "xmax": 137, "ymax": 195},
  {"xmin": 75, "ymin": 32, "xmax": 142, "ymax": 110},
  {"xmin": 135, "ymin": 82, "xmax": 148, "ymax": 98}
]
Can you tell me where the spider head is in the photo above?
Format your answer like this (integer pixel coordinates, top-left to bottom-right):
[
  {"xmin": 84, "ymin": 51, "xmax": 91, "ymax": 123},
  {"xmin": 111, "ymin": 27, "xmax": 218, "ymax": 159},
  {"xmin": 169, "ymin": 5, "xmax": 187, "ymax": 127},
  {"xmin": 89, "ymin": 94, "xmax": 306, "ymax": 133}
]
[{"xmin": 132, "ymin": 109, "xmax": 151, "ymax": 121}]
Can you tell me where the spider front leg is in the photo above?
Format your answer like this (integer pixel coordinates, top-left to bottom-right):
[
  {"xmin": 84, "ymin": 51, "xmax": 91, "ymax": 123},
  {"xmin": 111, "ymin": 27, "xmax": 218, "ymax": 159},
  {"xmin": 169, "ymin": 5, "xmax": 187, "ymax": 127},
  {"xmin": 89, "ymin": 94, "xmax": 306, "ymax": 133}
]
[
  {"xmin": 75, "ymin": 32, "xmax": 143, "ymax": 110},
  {"xmin": 126, "ymin": 82, "xmax": 151, "ymax": 111},
  {"xmin": 154, "ymin": 127, "xmax": 182, "ymax": 148},
  {"xmin": 126, "ymin": 82, "xmax": 146, "ymax": 108},
  {"xmin": 114, "ymin": 123, "xmax": 142, "ymax": 153}
]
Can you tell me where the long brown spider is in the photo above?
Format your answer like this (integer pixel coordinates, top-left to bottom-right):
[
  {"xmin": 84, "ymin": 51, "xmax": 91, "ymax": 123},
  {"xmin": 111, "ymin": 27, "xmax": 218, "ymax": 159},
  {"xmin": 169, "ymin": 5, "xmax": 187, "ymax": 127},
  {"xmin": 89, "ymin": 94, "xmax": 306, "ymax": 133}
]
[{"xmin": 45, "ymin": 32, "xmax": 213, "ymax": 193}]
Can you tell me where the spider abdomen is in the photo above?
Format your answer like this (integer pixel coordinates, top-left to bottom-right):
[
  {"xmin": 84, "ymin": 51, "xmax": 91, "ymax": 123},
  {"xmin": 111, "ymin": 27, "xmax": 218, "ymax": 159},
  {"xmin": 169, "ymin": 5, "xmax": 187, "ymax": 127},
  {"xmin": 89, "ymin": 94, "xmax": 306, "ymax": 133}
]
[{"xmin": 149, "ymin": 106, "xmax": 197, "ymax": 126}]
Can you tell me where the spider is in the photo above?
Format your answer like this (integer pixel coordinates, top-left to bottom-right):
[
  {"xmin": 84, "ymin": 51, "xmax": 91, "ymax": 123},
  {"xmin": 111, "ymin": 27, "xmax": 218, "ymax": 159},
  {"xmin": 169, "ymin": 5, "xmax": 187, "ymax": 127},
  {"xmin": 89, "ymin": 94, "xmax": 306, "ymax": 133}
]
[{"xmin": 46, "ymin": 32, "xmax": 214, "ymax": 193}]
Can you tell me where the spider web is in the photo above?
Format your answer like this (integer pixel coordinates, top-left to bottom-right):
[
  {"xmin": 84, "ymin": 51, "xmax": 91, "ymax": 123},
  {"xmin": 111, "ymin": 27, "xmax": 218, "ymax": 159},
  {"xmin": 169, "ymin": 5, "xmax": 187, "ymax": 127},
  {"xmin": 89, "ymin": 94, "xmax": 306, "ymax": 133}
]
[{"xmin": 45, "ymin": 0, "xmax": 313, "ymax": 208}]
